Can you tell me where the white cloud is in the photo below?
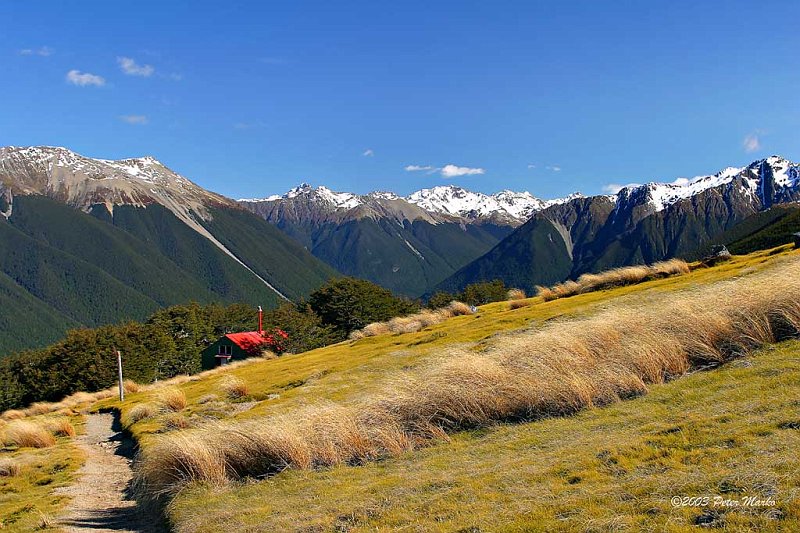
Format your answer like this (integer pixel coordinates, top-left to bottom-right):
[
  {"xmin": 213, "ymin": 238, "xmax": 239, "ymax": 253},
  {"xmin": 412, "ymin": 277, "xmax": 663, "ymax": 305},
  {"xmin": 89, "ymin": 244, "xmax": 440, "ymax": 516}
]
[
  {"xmin": 527, "ymin": 164, "xmax": 536, "ymax": 169},
  {"xmin": 602, "ymin": 182, "xmax": 640, "ymax": 194},
  {"xmin": 117, "ymin": 56, "xmax": 154, "ymax": 77},
  {"xmin": 743, "ymin": 131, "xmax": 762, "ymax": 153},
  {"xmin": 363, "ymin": 149, "xmax": 374, "ymax": 157},
  {"xmin": 66, "ymin": 70, "xmax": 106, "ymax": 87},
  {"xmin": 405, "ymin": 165, "xmax": 435, "ymax": 172},
  {"xmin": 20, "ymin": 46, "xmax": 53, "ymax": 57},
  {"xmin": 546, "ymin": 165, "xmax": 562, "ymax": 172},
  {"xmin": 670, "ymin": 177, "xmax": 690, "ymax": 186},
  {"xmin": 119, "ymin": 115, "xmax": 149, "ymax": 125},
  {"xmin": 440, "ymin": 164, "xmax": 485, "ymax": 178}
]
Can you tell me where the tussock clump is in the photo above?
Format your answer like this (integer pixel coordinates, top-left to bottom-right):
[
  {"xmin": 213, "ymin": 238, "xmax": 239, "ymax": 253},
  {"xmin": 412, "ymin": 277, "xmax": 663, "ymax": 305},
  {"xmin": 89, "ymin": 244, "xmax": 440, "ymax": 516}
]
[
  {"xmin": 135, "ymin": 257, "xmax": 800, "ymax": 500},
  {"xmin": 43, "ymin": 417, "xmax": 76, "ymax": 437},
  {"xmin": 507, "ymin": 288, "xmax": 526, "ymax": 300},
  {"xmin": 537, "ymin": 259, "xmax": 690, "ymax": 301},
  {"xmin": 163, "ymin": 413, "xmax": 191, "ymax": 431},
  {"xmin": 126, "ymin": 403, "xmax": 158, "ymax": 425},
  {"xmin": 1, "ymin": 409, "xmax": 25, "ymax": 421},
  {"xmin": 159, "ymin": 388, "xmax": 187, "ymax": 412},
  {"xmin": 123, "ymin": 380, "xmax": 141, "ymax": 394},
  {"xmin": 352, "ymin": 301, "xmax": 475, "ymax": 339},
  {"xmin": 2, "ymin": 420, "xmax": 56, "ymax": 448},
  {"xmin": 509, "ymin": 299, "xmax": 532, "ymax": 310},
  {"xmin": 197, "ymin": 394, "xmax": 219, "ymax": 405},
  {"xmin": 0, "ymin": 458, "xmax": 20, "ymax": 477},
  {"xmin": 220, "ymin": 377, "xmax": 249, "ymax": 400}
]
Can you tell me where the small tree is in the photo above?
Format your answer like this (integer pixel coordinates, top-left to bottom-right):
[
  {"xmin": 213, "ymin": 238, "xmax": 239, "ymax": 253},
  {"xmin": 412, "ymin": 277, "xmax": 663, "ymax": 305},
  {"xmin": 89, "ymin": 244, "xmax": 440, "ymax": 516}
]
[
  {"xmin": 309, "ymin": 277, "xmax": 419, "ymax": 337},
  {"xmin": 460, "ymin": 280, "xmax": 508, "ymax": 306},
  {"xmin": 427, "ymin": 291, "xmax": 458, "ymax": 309}
]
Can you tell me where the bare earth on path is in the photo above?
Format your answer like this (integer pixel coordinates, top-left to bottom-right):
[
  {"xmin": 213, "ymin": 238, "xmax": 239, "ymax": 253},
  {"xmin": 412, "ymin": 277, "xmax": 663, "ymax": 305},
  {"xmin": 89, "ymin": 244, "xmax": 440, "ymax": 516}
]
[{"xmin": 56, "ymin": 413, "xmax": 166, "ymax": 532}]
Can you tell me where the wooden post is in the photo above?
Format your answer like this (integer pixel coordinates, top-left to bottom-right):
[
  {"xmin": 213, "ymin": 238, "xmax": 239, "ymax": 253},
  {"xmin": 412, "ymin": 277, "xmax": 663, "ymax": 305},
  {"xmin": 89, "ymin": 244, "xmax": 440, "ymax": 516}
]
[{"xmin": 116, "ymin": 349, "xmax": 124, "ymax": 402}]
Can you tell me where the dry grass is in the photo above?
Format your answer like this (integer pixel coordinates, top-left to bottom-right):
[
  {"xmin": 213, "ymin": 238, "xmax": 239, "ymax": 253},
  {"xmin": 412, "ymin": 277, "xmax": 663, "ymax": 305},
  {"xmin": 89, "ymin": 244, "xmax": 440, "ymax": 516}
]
[
  {"xmin": 509, "ymin": 298, "xmax": 532, "ymax": 310},
  {"xmin": 507, "ymin": 288, "xmax": 526, "ymax": 300},
  {"xmin": 43, "ymin": 417, "xmax": 76, "ymax": 437},
  {"xmin": 125, "ymin": 403, "xmax": 158, "ymax": 425},
  {"xmin": 134, "ymin": 257, "xmax": 800, "ymax": 501},
  {"xmin": 0, "ymin": 458, "xmax": 20, "ymax": 477},
  {"xmin": 1, "ymin": 420, "xmax": 56, "ymax": 448},
  {"xmin": 351, "ymin": 301, "xmax": 474, "ymax": 339},
  {"xmin": 0, "ymin": 387, "xmax": 120, "ymax": 421},
  {"xmin": 536, "ymin": 258, "xmax": 691, "ymax": 301},
  {"xmin": 160, "ymin": 388, "xmax": 187, "ymax": 412},
  {"xmin": 163, "ymin": 413, "xmax": 191, "ymax": 431},
  {"xmin": 123, "ymin": 380, "xmax": 141, "ymax": 394},
  {"xmin": 220, "ymin": 377, "xmax": 249, "ymax": 400}
]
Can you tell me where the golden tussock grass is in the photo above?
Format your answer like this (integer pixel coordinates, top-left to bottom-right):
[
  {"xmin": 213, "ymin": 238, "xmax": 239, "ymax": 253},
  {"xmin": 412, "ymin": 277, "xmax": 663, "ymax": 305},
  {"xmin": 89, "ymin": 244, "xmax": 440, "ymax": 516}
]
[
  {"xmin": 351, "ymin": 301, "xmax": 474, "ymax": 339},
  {"xmin": 125, "ymin": 403, "xmax": 158, "ymax": 424},
  {"xmin": 0, "ymin": 458, "xmax": 20, "ymax": 477},
  {"xmin": 1, "ymin": 420, "xmax": 56, "ymax": 448},
  {"xmin": 219, "ymin": 377, "xmax": 249, "ymax": 400},
  {"xmin": 159, "ymin": 388, "xmax": 187, "ymax": 412},
  {"xmin": 507, "ymin": 288, "xmax": 526, "ymax": 300},
  {"xmin": 42, "ymin": 417, "xmax": 76, "ymax": 437},
  {"xmin": 134, "ymin": 256, "xmax": 800, "ymax": 501},
  {"xmin": 509, "ymin": 299, "xmax": 532, "ymax": 310},
  {"xmin": 123, "ymin": 380, "xmax": 141, "ymax": 394},
  {"xmin": 536, "ymin": 258, "xmax": 691, "ymax": 301}
]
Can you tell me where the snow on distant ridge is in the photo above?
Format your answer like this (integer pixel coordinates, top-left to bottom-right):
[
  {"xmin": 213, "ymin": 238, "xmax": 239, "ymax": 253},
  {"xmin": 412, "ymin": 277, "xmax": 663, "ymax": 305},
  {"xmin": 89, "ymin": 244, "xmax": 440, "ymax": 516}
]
[{"xmin": 621, "ymin": 156, "xmax": 799, "ymax": 212}]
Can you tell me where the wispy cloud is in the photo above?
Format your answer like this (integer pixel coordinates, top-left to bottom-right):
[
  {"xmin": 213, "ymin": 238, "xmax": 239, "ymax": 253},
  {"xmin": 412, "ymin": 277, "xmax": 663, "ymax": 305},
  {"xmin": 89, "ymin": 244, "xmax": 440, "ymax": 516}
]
[
  {"xmin": 20, "ymin": 46, "xmax": 53, "ymax": 57},
  {"xmin": 117, "ymin": 56, "xmax": 154, "ymax": 77},
  {"xmin": 119, "ymin": 115, "xmax": 149, "ymax": 125},
  {"xmin": 440, "ymin": 164, "xmax": 485, "ymax": 178},
  {"xmin": 527, "ymin": 164, "xmax": 536, "ymax": 169},
  {"xmin": 546, "ymin": 165, "xmax": 562, "ymax": 172},
  {"xmin": 743, "ymin": 131, "xmax": 762, "ymax": 153},
  {"xmin": 405, "ymin": 164, "xmax": 485, "ymax": 177},
  {"xmin": 363, "ymin": 149, "xmax": 374, "ymax": 157},
  {"xmin": 602, "ymin": 182, "xmax": 640, "ymax": 194},
  {"xmin": 66, "ymin": 70, "xmax": 105, "ymax": 87}
]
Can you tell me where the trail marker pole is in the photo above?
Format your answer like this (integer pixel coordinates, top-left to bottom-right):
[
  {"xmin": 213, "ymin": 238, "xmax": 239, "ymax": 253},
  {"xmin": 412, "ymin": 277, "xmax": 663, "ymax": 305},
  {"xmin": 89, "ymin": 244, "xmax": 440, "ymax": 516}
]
[{"xmin": 116, "ymin": 349, "xmax": 124, "ymax": 402}]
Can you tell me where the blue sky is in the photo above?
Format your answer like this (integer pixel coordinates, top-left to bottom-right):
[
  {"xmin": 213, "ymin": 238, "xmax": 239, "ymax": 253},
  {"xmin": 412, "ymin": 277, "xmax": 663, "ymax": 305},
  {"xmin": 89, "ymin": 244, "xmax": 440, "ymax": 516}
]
[{"xmin": 2, "ymin": 1, "xmax": 799, "ymax": 200}]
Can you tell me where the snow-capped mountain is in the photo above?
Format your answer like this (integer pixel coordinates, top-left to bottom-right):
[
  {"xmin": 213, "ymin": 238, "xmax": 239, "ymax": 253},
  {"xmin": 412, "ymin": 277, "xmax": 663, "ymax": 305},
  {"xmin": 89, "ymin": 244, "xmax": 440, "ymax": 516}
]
[
  {"xmin": 0, "ymin": 146, "xmax": 231, "ymax": 221},
  {"xmin": 0, "ymin": 146, "xmax": 336, "ymax": 305},
  {"xmin": 242, "ymin": 183, "xmax": 577, "ymax": 226},
  {"xmin": 434, "ymin": 155, "xmax": 800, "ymax": 296},
  {"xmin": 618, "ymin": 156, "xmax": 800, "ymax": 214}
]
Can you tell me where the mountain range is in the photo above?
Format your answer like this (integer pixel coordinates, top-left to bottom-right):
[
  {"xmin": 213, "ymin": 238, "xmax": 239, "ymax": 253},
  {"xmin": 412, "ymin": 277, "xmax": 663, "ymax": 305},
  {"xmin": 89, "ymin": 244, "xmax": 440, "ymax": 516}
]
[
  {"xmin": 241, "ymin": 157, "xmax": 800, "ymax": 297},
  {"xmin": 3, "ymin": 145, "xmax": 799, "ymax": 355},
  {"xmin": 0, "ymin": 146, "xmax": 335, "ymax": 354}
]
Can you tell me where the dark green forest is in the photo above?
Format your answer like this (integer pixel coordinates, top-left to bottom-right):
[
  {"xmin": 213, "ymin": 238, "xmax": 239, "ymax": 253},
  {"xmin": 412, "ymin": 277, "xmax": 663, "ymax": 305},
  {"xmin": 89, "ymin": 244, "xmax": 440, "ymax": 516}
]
[{"xmin": 0, "ymin": 196, "xmax": 336, "ymax": 354}]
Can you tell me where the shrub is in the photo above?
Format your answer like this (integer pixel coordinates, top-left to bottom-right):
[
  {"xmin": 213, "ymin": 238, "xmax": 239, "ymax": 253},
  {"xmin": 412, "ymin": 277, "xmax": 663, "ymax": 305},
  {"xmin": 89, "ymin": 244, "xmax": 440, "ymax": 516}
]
[
  {"xmin": 126, "ymin": 403, "xmax": 158, "ymax": 424},
  {"xmin": 0, "ymin": 458, "xmax": 20, "ymax": 477},
  {"xmin": 461, "ymin": 280, "xmax": 507, "ymax": 306},
  {"xmin": 160, "ymin": 388, "xmax": 187, "ymax": 412},
  {"xmin": 2, "ymin": 420, "xmax": 56, "ymax": 448},
  {"xmin": 220, "ymin": 377, "xmax": 249, "ymax": 400}
]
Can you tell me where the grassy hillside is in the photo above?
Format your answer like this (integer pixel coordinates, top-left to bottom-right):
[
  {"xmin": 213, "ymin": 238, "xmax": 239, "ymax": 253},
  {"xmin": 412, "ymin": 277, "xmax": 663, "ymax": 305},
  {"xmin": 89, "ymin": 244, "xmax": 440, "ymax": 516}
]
[
  {"xmin": 7, "ymin": 245, "xmax": 798, "ymax": 531},
  {"xmin": 78, "ymin": 245, "xmax": 799, "ymax": 531}
]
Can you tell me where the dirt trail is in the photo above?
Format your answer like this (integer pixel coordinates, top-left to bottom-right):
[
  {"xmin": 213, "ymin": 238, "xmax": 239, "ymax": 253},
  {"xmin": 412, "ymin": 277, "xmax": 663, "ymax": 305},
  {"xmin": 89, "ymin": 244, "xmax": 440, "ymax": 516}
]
[{"xmin": 56, "ymin": 413, "xmax": 166, "ymax": 533}]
